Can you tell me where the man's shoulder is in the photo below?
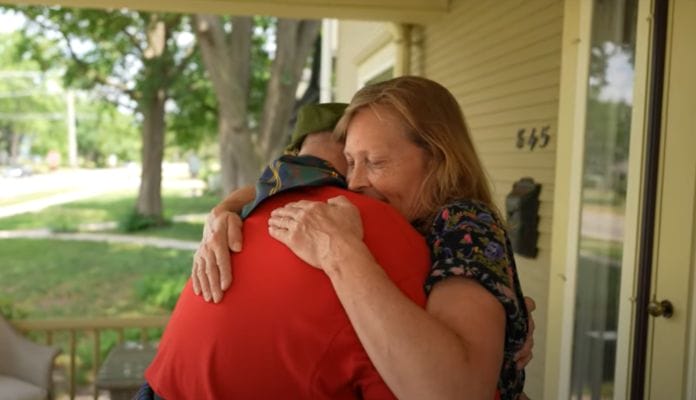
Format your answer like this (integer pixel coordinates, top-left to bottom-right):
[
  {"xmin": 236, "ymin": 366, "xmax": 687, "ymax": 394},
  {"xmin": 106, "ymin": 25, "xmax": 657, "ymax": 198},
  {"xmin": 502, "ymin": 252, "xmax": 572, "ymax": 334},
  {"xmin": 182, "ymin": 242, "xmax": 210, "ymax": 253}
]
[
  {"xmin": 250, "ymin": 185, "xmax": 422, "ymax": 247},
  {"xmin": 253, "ymin": 186, "xmax": 397, "ymax": 216}
]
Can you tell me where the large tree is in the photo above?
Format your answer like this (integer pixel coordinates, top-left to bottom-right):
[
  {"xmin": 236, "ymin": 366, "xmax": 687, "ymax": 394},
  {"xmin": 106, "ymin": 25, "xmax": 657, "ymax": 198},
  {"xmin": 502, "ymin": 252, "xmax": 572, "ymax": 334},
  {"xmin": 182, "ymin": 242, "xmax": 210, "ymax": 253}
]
[
  {"xmin": 11, "ymin": 7, "xmax": 198, "ymax": 223},
  {"xmin": 8, "ymin": 5, "xmax": 323, "ymax": 201},
  {"xmin": 194, "ymin": 15, "xmax": 320, "ymax": 192}
]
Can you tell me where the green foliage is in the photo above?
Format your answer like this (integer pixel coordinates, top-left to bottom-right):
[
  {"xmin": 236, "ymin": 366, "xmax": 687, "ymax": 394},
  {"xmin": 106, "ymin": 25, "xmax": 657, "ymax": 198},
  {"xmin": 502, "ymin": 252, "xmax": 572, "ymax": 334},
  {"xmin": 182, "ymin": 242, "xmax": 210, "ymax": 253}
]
[
  {"xmin": 8, "ymin": 6, "xmax": 207, "ymax": 131},
  {"xmin": 167, "ymin": 59, "xmax": 217, "ymax": 150},
  {"xmin": 0, "ymin": 296, "xmax": 28, "ymax": 320},
  {"xmin": 0, "ymin": 31, "xmax": 66, "ymax": 164},
  {"xmin": 76, "ymin": 97, "xmax": 141, "ymax": 165},
  {"xmin": 12, "ymin": 7, "xmax": 148, "ymax": 91},
  {"xmin": 118, "ymin": 209, "xmax": 170, "ymax": 232},
  {"xmin": 3, "ymin": 5, "xmax": 216, "ymax": 220},
  {"xmin": 583, "ymin": 43, "xmax": 633, "ymax": 204},
  {"xmin": 0, "ymin": 29, "xmax": 141, "ymax": 167},
  {"xmin": 135, "ymin": 273, "xmax": 188, "ymax": 311},
  {"xmin": 46, "ymin": 211, "xmax": 80, "ymax": 232}
]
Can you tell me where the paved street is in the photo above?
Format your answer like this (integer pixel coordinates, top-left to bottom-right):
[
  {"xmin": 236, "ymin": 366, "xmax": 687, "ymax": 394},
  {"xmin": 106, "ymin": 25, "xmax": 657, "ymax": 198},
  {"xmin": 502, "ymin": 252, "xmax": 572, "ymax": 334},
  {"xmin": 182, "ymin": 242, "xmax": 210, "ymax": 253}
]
[{"xmin": 0, "ymin": 163, "xmax": 204, "ymax": 219}]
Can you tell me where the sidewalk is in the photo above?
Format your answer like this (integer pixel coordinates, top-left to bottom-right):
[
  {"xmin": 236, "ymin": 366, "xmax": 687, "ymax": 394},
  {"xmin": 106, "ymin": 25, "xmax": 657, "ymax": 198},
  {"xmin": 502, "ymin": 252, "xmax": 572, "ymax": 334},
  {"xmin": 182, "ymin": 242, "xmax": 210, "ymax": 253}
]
[
  {"xmin": 0, "ymin": 164, "xmax": 205, "ymax": 219},
  {"xmin": 0, "ymin": 228, "xmax": 198, "ymax": 250},
  {"xmin": 0, "ymin": 210, "xmax": 205, "ymax": 250}
]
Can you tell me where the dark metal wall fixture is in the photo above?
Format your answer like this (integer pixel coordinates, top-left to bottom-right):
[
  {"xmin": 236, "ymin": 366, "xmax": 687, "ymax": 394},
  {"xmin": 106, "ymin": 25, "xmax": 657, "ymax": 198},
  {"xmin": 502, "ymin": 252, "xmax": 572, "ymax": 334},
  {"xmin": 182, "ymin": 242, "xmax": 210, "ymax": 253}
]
[{"xmin": 505, "ymin": 177, "xmax": 541, "ymax": 258}]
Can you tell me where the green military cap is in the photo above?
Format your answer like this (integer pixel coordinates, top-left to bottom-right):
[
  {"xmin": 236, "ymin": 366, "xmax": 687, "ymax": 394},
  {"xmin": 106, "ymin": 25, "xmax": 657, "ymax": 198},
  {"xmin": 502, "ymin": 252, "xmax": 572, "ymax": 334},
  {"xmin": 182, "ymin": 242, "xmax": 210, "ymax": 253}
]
[{"xmin": 286, "ymin": 102, "xmax": 348, "ymax": 152}]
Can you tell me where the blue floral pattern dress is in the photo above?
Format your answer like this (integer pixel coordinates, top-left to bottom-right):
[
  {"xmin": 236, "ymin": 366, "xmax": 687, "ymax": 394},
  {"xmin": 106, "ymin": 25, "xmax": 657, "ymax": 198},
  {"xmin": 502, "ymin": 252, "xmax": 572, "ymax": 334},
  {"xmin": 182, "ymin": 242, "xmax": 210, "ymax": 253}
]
[{"xmin": 424, "ymin": 199, "xmax": 528, "ymax": 400}]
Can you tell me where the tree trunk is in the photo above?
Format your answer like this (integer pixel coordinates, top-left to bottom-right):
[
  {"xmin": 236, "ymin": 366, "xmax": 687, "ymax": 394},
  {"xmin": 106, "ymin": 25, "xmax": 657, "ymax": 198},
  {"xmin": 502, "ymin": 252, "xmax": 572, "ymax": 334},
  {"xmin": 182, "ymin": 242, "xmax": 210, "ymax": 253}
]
[
  {"xmin": 258, "ymin": 19, "xmax": 321, "ymax": 162},
  {"xmin": 135, "ymin": 15, "xmax": 169, "ymax": 222},
  {"xmin": 288, "ymin": 35, "xmax": 322, "ymax": 134},
  {"xmin": 218, "ymin": 108, "xmax": 260, "ymax": 192},
  {"xmin": 136, "ymin": 88, "xmax": 166, "ymax": 220},
  {"xmin": 9, "ymin": 130, "xmax": 20, "ymax": 164},
  {"xmin": 296, "ymin": 35, "xmax": 322, "ymax": 108},
  {"xmin": 195, "ymin": 15, "xmax": 259, "ymax": 193}
]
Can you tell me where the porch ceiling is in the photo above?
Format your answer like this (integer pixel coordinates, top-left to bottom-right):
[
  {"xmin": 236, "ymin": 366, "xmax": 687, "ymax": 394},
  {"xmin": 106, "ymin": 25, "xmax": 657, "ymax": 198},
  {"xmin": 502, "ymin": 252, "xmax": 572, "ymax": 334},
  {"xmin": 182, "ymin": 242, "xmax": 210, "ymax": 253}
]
[{"xmin": 8, "ymin": 0, "xmax": 450, "ymax": 23}]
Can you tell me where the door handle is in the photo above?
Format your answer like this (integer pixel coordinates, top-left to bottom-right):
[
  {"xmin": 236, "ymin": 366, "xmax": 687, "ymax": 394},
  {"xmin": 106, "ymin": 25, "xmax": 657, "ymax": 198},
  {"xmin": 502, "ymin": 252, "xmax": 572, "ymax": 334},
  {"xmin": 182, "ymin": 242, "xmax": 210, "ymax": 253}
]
[{"xmin": 647, "ymin": 299, "xmax": 674, "ymax": 318}]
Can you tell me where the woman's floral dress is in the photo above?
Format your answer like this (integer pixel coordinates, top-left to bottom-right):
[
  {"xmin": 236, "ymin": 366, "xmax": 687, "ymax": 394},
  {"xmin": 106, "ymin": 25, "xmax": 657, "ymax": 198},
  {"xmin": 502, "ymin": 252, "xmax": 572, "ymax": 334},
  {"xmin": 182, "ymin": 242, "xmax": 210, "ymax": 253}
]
[{"xmin": 424, "ymin": 199, "xmax": 529, "ymax": 400}]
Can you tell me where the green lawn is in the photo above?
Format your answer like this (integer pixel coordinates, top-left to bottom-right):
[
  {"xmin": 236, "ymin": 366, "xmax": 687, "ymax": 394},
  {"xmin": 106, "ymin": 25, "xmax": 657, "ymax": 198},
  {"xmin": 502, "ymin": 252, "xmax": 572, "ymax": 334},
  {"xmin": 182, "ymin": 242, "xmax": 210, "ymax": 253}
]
[
  {"xmin": 0, "ymin": 188, "xmax": 74, "ymax": 207},
  {"xmin": 0, "ymin": 239, "xmax": 192, "ymax": 319},
  {"xmin": 120, "ymin": 221, "xmax": 205, "ymax": 241},
  {"xmin": 0, "ymin": 190, "xmax": 219, "ymax": 317},
  {"xmin": 0, "ymin": 189, "xmax": 220, "ymax": 234}
]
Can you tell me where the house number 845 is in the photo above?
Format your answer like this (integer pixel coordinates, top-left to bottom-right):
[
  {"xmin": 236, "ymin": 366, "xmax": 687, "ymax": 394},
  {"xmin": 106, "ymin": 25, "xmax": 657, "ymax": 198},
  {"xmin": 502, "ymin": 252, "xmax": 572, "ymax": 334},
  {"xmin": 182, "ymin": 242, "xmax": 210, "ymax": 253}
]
[{"xmin": 516, "ymin": 126, "xmax": 551, "ymax": 150}]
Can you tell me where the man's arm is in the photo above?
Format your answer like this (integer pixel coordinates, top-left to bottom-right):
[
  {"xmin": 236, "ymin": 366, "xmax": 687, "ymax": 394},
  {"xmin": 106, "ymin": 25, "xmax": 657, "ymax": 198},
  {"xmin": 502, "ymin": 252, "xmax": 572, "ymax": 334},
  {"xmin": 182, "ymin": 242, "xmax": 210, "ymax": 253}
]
[{"xmin": 192, "ymin": 185, "xmax": 255, "ymax": 302}]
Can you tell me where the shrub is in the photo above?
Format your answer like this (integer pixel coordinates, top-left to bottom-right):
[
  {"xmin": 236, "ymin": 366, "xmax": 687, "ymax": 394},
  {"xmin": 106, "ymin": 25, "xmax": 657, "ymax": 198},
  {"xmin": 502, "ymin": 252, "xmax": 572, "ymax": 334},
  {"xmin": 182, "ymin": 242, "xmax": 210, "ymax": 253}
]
[
  {"xmin": 47, "ymin": 212, "xmax": 80, "ymax": 233},
  {"xmin": 135, "ymin": 274, "xmax": 187, "ymax": 311},
  {"xmin": 0, "ymin": 297, "xmax": 27, "ymax": 320},
  {"xmin": 119, "ymin": 210, "xmax": 170, "ymax": 232}
]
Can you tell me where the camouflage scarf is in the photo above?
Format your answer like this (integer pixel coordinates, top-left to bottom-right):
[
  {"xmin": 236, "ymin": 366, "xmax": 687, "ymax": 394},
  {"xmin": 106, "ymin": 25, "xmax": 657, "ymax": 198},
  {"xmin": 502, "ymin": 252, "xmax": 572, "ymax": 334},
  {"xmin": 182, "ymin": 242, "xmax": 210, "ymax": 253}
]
[{"xmin": 241, "ymin": 155, "xmax": 347, "ymax": 219}]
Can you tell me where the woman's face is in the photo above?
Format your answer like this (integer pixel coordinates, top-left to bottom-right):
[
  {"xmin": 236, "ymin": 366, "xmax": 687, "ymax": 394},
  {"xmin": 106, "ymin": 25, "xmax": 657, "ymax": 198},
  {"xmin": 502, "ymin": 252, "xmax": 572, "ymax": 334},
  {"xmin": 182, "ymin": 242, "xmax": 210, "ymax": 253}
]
[{"xmin": 344, "ymin": 105, "xmax": 430, "ymax": 221}]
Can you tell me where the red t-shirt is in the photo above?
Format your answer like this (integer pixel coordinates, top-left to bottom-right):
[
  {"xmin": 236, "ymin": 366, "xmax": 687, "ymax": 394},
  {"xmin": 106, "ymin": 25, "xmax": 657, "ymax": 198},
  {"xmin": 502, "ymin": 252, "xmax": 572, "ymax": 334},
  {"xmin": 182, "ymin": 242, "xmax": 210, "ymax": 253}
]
[{"xmin": 145, "ymin": 186, "xmax": 430, "ymax": 399}]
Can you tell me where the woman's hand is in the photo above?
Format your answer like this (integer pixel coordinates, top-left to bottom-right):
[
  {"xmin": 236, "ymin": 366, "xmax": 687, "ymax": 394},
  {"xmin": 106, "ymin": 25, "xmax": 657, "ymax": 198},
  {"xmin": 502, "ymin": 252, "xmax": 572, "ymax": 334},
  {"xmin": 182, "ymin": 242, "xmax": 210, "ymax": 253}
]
[
  {"xmin": 514, "ymin": 296, "xmax": 536, "ymax": 369},
  {"xmin": 517, "ymin": 301, "xmax": 536, "ymax": 400},
  {"xmin": 267, "ymin": 196, "xmax": 365, "ymax": 271},
  {"xmin": 191, "ymin": 185, "xmax": 255, "ymax": 303},
  {"xmin": 191, "ymin": 210, "xmax": 243, "ymax": 303}
]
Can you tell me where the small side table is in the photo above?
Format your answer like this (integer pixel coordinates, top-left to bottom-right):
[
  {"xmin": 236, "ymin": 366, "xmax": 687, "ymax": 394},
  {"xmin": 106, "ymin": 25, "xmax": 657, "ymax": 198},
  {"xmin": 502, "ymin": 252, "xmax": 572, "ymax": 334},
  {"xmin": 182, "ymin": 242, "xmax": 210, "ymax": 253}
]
[{"xmin": 95, "ymin": 342, "xmax": 157, "ymax": 400}]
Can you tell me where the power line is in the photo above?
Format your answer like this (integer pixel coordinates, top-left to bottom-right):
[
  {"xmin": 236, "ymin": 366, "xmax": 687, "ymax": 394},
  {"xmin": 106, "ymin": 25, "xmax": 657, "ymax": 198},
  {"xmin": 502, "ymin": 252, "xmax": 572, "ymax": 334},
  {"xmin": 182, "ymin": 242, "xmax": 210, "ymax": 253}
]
[
  {"xmin": 0, "ymin": 70, "xmax": 61, "ymax": 78},
  {"xmin": 0, "ymin": 90, "xmax": 63, "ymax": 98},
  {"xmin": 0, "ymin": 112, "xmax": 64, "ymax": 121},
  {"xmin": 0, "ymin": 112, "xmax": 96, "ymax": 121}
]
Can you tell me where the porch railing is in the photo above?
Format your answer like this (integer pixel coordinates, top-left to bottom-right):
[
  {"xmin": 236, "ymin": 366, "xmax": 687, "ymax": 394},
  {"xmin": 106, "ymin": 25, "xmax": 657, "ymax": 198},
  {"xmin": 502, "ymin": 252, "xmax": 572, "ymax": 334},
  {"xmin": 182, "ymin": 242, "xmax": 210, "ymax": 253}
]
[{"xmin": 13, "ymin": 316, "xmax": 169, "ymax": 400}]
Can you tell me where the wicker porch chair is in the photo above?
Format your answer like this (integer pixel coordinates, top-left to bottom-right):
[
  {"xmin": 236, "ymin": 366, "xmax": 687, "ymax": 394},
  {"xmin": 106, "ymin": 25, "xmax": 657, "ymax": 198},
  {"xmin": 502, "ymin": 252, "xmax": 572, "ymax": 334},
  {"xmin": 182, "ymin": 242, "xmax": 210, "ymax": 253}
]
[{"xmin": 0, "ymin": 314, "xmax": 59, "ymax": 400}]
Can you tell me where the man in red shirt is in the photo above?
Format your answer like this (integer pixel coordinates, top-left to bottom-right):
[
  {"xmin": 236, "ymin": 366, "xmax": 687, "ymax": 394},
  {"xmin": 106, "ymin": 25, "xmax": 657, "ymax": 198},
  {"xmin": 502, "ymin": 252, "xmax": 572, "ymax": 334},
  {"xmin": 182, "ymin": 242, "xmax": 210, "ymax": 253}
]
[{"xmin": 144, "ymin": 104, "xmax": 431, "ymax": 399}]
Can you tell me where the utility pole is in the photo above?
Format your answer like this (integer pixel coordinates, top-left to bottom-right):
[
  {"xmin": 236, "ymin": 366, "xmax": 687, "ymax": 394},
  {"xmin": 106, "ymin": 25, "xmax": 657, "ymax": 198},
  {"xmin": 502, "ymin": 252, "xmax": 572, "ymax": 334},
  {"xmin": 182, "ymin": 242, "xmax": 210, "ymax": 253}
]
[{"xmin": 66, "ymin": 90, "xmax": 77, "ymax": 167}]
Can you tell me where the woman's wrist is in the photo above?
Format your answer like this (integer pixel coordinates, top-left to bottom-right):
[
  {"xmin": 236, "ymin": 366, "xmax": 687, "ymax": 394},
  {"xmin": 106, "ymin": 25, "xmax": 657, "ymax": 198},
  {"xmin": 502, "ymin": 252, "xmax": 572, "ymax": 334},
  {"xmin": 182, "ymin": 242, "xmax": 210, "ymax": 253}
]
[{"xmin": 323, "ymin": 236, "xmax": 376, "ymax": 280}]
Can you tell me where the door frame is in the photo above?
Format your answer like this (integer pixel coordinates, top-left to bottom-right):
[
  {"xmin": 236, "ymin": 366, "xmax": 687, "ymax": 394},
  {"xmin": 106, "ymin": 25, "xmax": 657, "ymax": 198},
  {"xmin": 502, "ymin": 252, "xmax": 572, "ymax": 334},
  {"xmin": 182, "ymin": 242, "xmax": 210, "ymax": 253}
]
[
  {"xmin": 544, "ymin": 0, "xmax": 656, "ymax": 398},
  {"xmin": 642, "ymin": 0, "xmax": 696, "ymax": 397},
  {"xmin": 544, "ymin": 0, "xmax": 594, "ymax": 396}
]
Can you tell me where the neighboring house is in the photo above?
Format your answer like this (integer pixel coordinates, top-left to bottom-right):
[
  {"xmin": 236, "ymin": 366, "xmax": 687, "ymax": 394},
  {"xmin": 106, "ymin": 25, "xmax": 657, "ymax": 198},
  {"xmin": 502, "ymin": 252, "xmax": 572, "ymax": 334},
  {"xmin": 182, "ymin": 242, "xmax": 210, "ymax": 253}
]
[{"xmin": 13, "ymin": 0, "xmax": 696, "ymax": 399}]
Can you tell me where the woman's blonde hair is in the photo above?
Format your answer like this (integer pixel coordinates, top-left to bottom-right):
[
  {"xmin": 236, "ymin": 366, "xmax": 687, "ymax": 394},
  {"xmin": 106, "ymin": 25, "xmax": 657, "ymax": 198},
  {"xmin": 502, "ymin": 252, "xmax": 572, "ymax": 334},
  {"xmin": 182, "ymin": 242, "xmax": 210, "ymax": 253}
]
[{"xmin": 334, "ymin": 76, "xmax": 497, "ymax": 223}]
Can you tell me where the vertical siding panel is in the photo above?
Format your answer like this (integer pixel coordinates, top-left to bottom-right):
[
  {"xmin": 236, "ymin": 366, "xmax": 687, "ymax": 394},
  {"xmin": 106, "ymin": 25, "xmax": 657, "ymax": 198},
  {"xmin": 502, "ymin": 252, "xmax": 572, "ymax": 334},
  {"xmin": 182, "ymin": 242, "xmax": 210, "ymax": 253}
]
[
  {"xmin": 335, "ymin": 21, "xmax": 391, "ymax": 101},
  {"xmin": 423, "ymin": 1, "xmax": 563, "ymax": 397}
]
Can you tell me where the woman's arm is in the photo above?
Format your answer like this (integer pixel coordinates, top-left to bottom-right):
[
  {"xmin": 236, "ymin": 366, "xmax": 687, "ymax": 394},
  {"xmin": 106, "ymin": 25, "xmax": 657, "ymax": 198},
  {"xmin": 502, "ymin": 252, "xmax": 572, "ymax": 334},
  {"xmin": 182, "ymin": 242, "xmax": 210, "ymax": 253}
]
[
  {"xmin": 269, "ymin": 196, "xmax": 505, "ymax": 400},
  {"xmin": 192, "ymin": 185, "xmax": 255, "ymax": 302},
  {"xmin": 327, "ymin": 250, "xmax": 505, "ymax": 400}
]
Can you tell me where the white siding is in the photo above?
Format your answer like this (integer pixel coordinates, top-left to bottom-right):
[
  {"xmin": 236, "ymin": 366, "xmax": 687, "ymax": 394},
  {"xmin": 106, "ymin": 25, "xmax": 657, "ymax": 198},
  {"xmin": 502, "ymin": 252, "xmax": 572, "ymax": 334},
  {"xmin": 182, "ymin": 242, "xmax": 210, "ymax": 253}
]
[
  {"xmin": 334, "ymin": 21, "xmax": 392, "ymax": 102},
  {"xmin": 334, "ymin": 1, "xmax": 563, "ymax": 396}
]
